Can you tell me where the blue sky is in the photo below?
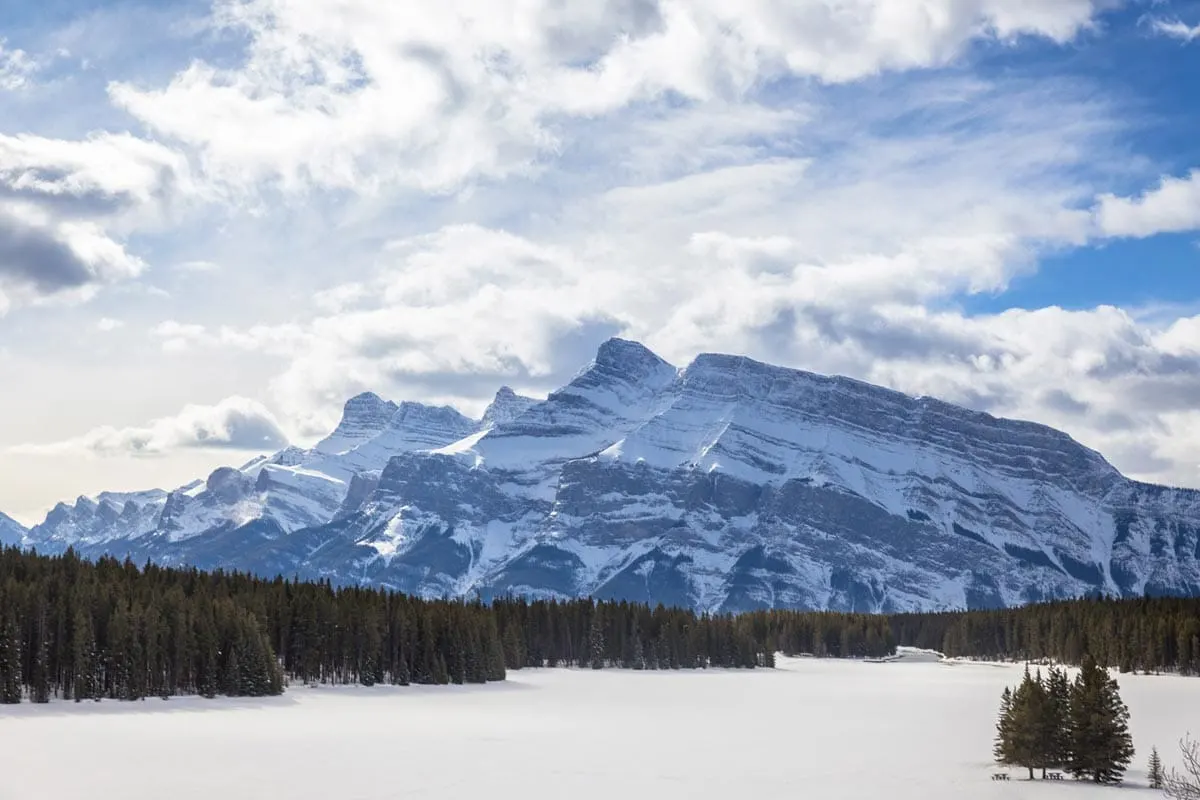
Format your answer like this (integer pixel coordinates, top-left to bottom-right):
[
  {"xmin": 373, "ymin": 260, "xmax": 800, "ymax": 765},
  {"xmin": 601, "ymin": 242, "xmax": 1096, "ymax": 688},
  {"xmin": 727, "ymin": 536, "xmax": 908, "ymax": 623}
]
[{"xmin": 2, "ymin": 0, "xmax": 1200, "ymax": 522}]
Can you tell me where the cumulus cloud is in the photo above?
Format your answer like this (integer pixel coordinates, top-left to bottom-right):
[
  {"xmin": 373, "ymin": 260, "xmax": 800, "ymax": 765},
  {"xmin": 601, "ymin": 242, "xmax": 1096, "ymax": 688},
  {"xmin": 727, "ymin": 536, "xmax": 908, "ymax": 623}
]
[
  {"xmin": 0, "ymin": 133, "xmax": 192, "ymax": 312},
  {"xmin": 1093, "ymin": 170, "xmax": 1200, "ymax": 238},
  {"xmin": 14, "ymin": 0, "xmax": 1200, "ymax": 504},
  {"xmin": 121, "ymin": 65, "xmax": 1163, "ymax": 452},
  {"xmin": 108, "ymin": 0, "xmax": 1106, "ymax": 194},
  {"xmin": 9, "ymin": 397, "xmax": 288, "ymax": 457},
  {"xmin": 96, "ymin": 317, "xmax": 123, "ymax": 332}
]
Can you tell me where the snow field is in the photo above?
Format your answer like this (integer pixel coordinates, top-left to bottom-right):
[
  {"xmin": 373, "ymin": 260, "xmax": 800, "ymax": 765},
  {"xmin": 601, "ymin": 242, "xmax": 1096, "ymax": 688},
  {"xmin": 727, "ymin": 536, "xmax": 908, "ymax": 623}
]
[{"xmin": 1, "ymin": 657, "xmax": 1193, "ymax": 799}]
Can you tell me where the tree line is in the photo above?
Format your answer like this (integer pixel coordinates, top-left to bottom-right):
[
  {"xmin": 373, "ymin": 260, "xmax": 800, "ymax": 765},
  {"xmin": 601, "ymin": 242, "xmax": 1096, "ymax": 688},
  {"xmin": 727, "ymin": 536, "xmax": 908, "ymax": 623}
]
[
  {"xmin": 891, "ymin": 595, "xmax": 1200, "ymax": 674},
  {"xmin": 6, "ymin": 545, "xmax": 1200, "ymax": 705},
  {"xmin": 0, "ymin": 547, "xmax": 798, "ymax": 703}
]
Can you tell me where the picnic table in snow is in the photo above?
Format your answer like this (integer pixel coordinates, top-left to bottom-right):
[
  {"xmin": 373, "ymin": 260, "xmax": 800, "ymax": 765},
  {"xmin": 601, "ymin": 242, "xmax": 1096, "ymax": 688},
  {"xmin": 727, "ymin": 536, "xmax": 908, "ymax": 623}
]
[
  {"xmin": 1047, "ymin": 772, "xmax": 1065, "ymax": 780},
  {"xmin": 991, "ymin": 773, "xmax": 1010, "ymax": 781}
]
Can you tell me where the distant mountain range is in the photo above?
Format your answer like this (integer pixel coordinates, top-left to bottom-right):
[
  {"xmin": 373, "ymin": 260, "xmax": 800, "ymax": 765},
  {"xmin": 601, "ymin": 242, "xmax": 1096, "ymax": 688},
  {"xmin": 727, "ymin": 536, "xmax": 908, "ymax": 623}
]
[{"xmin": 9, "ymin": 338, "xmax": 1200, "ymax": 612}]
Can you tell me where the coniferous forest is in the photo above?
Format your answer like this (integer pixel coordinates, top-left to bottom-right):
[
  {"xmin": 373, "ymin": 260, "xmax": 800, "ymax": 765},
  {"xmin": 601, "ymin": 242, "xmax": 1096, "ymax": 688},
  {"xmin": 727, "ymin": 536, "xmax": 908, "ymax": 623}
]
[
  {"xmin": 889, "ymin": 596, "xmax": 1200, "ymax": 674},
  {"xmin": 3, "ymin": 545, "xmax": 1200, "ymax": 705},
  {"xmin": 0, "ymin": 547, "xmax": 781, "ymax": 704}
]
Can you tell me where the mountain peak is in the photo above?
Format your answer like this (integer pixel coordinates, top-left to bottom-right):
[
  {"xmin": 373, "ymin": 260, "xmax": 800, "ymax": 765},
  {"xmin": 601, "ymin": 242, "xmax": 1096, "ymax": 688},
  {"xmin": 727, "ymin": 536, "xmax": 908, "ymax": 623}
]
[
  {"xmin": 391, "ymin": 401, "xmax": 474, "ymax": 428},
  {"xmin": 11, "ymin": 339, "xmax": 1198, "ymax": 612},
  {"xmin": 594, "ymin": 338, "xmax": 672, "ymax": 374},
  {"xmin": 313, "ymin": 391, "xmax": 401, "ymax": 455},
  {"xmin": 481, "ymin": 386, "xmax": 538, "ymax": 428},
  {"xmin": 343, "ymin": 392, "xmax": 399, "ymax": 422},
  {"xmin": 0, "ymin": 511, "xmax": 25, "ymax": 547}
]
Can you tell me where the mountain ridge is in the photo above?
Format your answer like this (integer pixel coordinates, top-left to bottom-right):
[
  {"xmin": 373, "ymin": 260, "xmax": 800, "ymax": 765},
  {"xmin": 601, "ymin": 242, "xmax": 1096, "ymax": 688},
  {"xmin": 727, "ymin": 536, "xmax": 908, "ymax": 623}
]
[{"xmin": 10, "ymin": 338, "xmax": 1200, "ymax": 612}]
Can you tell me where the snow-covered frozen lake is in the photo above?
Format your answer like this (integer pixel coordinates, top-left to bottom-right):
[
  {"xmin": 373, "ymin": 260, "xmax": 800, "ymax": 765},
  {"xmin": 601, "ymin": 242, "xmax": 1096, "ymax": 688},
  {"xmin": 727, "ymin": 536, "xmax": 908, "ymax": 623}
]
[{"xmin": 2, "ymin": 655, "xmax": 1194, "ymax": 799}]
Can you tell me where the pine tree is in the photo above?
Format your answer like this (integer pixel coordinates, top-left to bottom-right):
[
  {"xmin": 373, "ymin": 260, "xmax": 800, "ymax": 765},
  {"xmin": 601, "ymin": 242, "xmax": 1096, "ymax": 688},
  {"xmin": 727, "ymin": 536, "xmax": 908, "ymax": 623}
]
[
  {"xmin": 1149, "ymin": 746, "xmax": 1164, "ymax": 790},
  {"xmin": 1067, "ymin": 656, "xmax": 1135, "ymax": 783}
]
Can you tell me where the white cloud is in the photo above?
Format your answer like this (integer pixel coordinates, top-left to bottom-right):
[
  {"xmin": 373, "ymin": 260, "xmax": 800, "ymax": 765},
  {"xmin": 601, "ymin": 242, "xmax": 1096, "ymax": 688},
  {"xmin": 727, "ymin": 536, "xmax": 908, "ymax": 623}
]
[
  {"xmin": 1149, "ymin": 19, "xmax": 1200, "ymax": 42},
  {"xmin": 96, "ymin": 317, "xmax": 123, "ymax": 332},
  {"xmin": 0, "ymin": 41, "xmax": 34, "ymax": 91},
  {"xmin": 8, "ymin": 396, "xmax": 288, "ymax": 457},
  {"xmin": 0, "ymin": 132, "xmax": 193, "ymax": 312},
  {"xmin": 127, "ymin": 69, "xmax": 1171, "ymax": 463},
  {"xmin": 1093, "ymin": 170, "xmax": 1200, "ymax": 238},
  {"xmin": 108, "ymin": 0, "xmax": 1106, "ymax": 195},
  {"xmin": 12, "ymin": 0, "xmax": 1200, "ymax": 513},
  {"xmin": 152, "ymin": 320, "xmax": 208, "ymax": 352}
]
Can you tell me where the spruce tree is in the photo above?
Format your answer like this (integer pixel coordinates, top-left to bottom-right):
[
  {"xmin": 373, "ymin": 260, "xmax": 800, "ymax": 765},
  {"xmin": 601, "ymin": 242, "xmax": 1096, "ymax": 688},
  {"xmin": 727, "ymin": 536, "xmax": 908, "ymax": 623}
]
[
  {"xmin": 1067, "ymin": 656, "xmax": 1135, "ymax": 783},
  {"xmin": 1149, "ymin": 746, "xmax": 1164, "ymax": 790}
]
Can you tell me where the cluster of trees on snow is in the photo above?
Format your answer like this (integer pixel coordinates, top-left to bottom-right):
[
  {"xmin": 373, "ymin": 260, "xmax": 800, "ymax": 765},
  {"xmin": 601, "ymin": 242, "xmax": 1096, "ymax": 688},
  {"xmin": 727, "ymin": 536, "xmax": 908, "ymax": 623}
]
[
  {"xmin": 993, "ymin": 659, "xmax": 1134, "ymax": 782},
  {"xmin": 891, "ymin": 596, "xmax": 1200, "ymax": 674}
]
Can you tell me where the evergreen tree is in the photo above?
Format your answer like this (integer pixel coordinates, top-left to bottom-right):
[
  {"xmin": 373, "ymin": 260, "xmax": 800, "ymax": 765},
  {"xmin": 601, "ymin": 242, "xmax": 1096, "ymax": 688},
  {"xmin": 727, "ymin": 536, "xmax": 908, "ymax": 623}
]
[
  {"xmin": 994, "ymin": 686, "xmax": 1014, "ymax": 766},
  {"xmin": 72, "ymin": 608, "xmax": 98, "ymax": 702},
  {"xmin": 1044, "ymin": 666, "xmax": 1072, "ymax": 771},
  {"xmin": 30, "ymin": 612, "xmax": 51, "ymax": 704},
  {"xmin": 1149, "ymin": 746, "xmax": 1164, "ymax": 790},
  {"xmin": 501, "ymin": 624, "xmax": 524, "ymax": 670},
  {"xmin": 1005, "ymin": 667, "xmax": 1050, "ymax": 779},
  {"xmin": 588, "ymin": 611, "xmax": 605, "ymax": 670},
  {"xmin": 0, "ymin": 607, "xmax": 22, "ymax": 704},
  {"xmin": 1067, "ymin": 656, "xmax": 1135, "ymax": 783}
]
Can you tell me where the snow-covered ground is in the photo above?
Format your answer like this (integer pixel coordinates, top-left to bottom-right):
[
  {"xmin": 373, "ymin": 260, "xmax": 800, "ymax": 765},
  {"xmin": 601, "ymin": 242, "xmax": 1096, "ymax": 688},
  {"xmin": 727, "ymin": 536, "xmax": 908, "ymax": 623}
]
[{"xmin": 2, "ymin": 657, "xmax": 1194, "ymax": 799}]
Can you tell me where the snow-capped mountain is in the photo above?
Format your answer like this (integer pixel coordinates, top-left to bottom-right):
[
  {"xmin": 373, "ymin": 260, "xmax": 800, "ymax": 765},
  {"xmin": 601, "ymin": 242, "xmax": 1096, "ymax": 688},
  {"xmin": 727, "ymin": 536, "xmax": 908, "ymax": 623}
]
[
  {"xmin": 0, "ymin": 511, "xmax": 25, "ymax": 547},
  {"xmin": 13, "ymin": 339, "xmax": 1200, "ymax": 612}
]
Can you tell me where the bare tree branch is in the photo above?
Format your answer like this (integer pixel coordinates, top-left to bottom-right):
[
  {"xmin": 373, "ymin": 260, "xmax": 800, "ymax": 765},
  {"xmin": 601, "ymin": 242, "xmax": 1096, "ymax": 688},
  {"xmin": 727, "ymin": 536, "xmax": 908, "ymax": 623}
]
[{"xmin": 1165, "ymin": 736, "xmax": 1200, "ymax": 800}]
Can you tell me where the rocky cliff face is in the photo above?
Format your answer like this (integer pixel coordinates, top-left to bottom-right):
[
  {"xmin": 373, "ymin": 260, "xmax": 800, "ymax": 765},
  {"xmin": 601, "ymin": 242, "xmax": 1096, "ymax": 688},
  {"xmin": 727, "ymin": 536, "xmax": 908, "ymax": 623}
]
[{"xmin": 14, "ymin": 339, "xmax": 1200, "ymax": 611}]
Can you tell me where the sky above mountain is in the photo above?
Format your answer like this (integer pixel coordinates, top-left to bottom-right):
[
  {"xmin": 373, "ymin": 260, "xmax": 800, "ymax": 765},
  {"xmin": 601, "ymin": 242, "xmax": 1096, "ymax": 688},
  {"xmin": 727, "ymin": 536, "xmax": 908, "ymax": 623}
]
[{"xmin": 2, "ymin": 0, "xmax": 1200, "ymax": 523}]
